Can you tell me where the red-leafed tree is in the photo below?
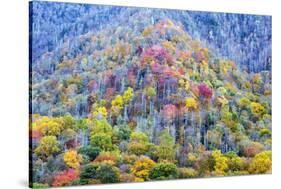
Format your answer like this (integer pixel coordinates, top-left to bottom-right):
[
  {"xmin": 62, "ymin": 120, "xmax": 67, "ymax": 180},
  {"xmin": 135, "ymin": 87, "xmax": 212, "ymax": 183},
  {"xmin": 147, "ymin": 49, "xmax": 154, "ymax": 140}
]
[
  {"xmin": 198, "ymin": 83, "xmax": 213, "ymax": 99},
  {"xmin": 151, "ymin": 63, "xmax": 163, "ymax": 74},
  {"xmin": 52, "ymin": 169, "xmax": 79, "ymax": 187},
  {"xmin": 162, "ymin": 66, "xmax": 178, "ymax": 78},
  {"xmin": 31, "ymin": 130, "xmax": 42, "ymax": 141},
  {"xmin": 162, "ymin": 104, "xmax": 178, "ymax": 120},
  {"xmin": 141, "ymin": 45, "xmax": 174, "ymax": 66}
]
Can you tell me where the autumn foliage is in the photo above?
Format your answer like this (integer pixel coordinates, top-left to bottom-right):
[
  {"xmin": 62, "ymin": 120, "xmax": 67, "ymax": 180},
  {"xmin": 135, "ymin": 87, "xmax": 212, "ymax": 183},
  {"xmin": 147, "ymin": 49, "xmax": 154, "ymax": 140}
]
[
  {"xmin": 30, "ymin": 3, "xmax": 271, "ymax": 187},
  {"xmin": 52, "ymin": 169, "xmax": 78, "ymax": 187}
]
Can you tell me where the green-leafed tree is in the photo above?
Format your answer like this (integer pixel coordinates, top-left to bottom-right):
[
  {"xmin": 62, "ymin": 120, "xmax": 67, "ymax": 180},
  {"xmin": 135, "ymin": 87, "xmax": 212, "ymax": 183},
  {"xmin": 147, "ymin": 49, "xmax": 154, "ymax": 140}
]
[{"xmin": 157, "ymin": 130, "xmax": 176, "ymax": 161}]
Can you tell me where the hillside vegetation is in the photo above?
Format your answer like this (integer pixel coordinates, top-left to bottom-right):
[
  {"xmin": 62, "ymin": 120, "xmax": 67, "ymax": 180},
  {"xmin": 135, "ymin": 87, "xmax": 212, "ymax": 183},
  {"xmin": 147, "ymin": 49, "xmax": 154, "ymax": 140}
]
[{"xmin": 30, "ymin": 2, "xmax": 272, "ymax": 188}]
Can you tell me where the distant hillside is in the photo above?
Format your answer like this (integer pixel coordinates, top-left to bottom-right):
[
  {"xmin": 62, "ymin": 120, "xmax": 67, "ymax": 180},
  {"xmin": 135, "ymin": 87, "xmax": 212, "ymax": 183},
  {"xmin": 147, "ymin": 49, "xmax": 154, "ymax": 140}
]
[{"xmin": 30, "ymin": 2, "xmax": 271, "ymax": 72}]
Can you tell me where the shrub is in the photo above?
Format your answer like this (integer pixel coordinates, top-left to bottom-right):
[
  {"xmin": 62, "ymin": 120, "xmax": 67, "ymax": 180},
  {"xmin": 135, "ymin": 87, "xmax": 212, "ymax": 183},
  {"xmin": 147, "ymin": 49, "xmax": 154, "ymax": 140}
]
[
  {"xmin": 94, "ymin": 151, "xmax": 119, "ymax": 165},
  {"xmin": 193, "ymin": 151, "xmax": 215, "ymax": 176},
  {"xmin": 91, "ymin": 119, "xmax": 112, "ymax": 136},
  {"xmin": 259, "ymin": 128, "xmax": 271, "ymax": 138},
  {"xmin": 35, "ymin": 136, "xmax": 60, "ymax": 160},
  {"xmin": 62, "ymin": 129, "xmax": 77, "ymax": 148},
  {"xmin": 41, "ymin": 119, "xmax": 63, "ymax": 136},
  {"xmin": 225, "ymin": 151, "xmax": 246, "ymax": 172},
  {"xmin": 122, "ymin": 154, "xmax": 138, "ymax": 165},
  {"xmin": 78, "ymin": 146, "xmax": 100, "ymax": 161},
  {"xmin": 52, "ymin": 169, "xmax": 78, "ymax": 187},
  {"xmin": 90, "ymin": 133, "xmax": 113, "ymax": 151},
  {"xmin": 96, "ymin": 163, "xmax": 120, "ymax": 183},
  {"xmin": 212, "ymin": 150, "xmax": 228, "ymax": 176},
  {"xmin": 242, "ymin": 142, "xmax": 264, "ymax": 157},
  {"xmin": 238, "ymin": 97, "xmax": 251, "ymax": 109},
  {"xmin": 63, "ymin": 150, "xmax": 82, "ymax": 169},
  {"xmin": 61, "ymin": 114, "xmax": 76, "ymax": 130},
  {"xmin": 128, "ymin": 142, "xmax": 149, "ymax": 155},
  {"xmin": 130, "ymin": 132, "xmax": 149, "ymax": 143},
  {"xmin": 249, "ymin": 151, "xmax": 272, "ymax": 174},
  {"xmin": 119, "ymin": 173, "xmax": 136, "ymax": 183},
  {"xmin": 113, "ymin": 123, "xmax": 131, "ymax": 143},
  {"xmin": 157, "ymin": 130, "xmax": 176, "ymax": 161},
  {"xmin": 33, "ymin": 116, "xmax": 63, "ymax": 137},
  {"xmin": 149, "ymin": 162, "xmax": 179, "ymax": 180},
  {"xmin": 131, "ymin": 156, "xmax": 156, "ymax": 181},
  {"xmin": 250, "ymin": 102, "xmax": 266, "ymax": 118},
  {"xmin": 128, "ymin": 132, "xmax": 150, "ymax": 155},
  {"xmin": 178, "ymin": 168, "xmax": 197, "ymax": 178},
  {"xmin": 79, "ymin": 164, "xmax": 99, "ymax": 185},
  {"xmin": 31, "ymin": 183, "xmax": 49, "ymax": 188}
]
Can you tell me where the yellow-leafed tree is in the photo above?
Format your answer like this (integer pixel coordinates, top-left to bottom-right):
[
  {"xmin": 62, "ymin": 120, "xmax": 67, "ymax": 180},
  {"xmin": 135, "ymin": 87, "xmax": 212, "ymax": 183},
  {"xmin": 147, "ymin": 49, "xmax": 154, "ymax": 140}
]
[
  {"xmin": 185, "ymin": 97, "xmax": 198, "ymax": 111},
  {"xmin": 131, "ymin": 156, "xmax": 156, "ymax": 181},
  {"xmin": 63, "ymin": 150, "xmax": 82, "ymax": 169},
  {"xmin": 35, "ymin": 136, "xmax": 60, "ymax": 159},
  {"xmin": 249, "ymin": 151, "xmax": 272, "ymax": 174}
]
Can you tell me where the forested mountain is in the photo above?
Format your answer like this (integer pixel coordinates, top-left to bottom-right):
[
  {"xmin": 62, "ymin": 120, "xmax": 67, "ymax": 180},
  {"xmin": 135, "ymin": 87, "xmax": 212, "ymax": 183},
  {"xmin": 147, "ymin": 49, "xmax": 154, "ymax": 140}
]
[
  {"xmin": 30, "ymin": 1, "xmax": 272, "ymax": 188},
  {"xmin": 31, "ymin": 2, "xmax": 271, "ymax": 72}
]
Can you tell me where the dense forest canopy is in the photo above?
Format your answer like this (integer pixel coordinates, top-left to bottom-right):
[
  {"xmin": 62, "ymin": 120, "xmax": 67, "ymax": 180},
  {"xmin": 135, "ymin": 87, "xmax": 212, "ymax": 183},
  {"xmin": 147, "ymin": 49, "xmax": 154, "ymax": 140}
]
[
  {"xmin": 30, "ymin": 2, "xmax": 271, "ymax": 73},
  {"xmin": 29, "ymin": 1, "xmax": 272, "ymax": 188}
]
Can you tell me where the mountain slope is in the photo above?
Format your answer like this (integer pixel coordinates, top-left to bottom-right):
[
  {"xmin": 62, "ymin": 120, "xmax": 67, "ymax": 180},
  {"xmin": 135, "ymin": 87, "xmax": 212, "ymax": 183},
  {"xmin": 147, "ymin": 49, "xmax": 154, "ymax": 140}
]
[
  {"xmin": 30, "ymin": 2, "xmax": 271, "ymax": 72},
  {"xmin": 30, "ymin": 2, "xmax": 272, "ymax": 187}
]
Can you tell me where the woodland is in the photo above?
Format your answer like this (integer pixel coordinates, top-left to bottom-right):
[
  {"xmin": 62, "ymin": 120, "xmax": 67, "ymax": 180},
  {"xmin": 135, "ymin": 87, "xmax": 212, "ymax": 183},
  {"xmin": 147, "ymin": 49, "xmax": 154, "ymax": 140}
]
[{"xmin": 30, "ymin": 2, "xmax": 272, "ymax": 188}]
